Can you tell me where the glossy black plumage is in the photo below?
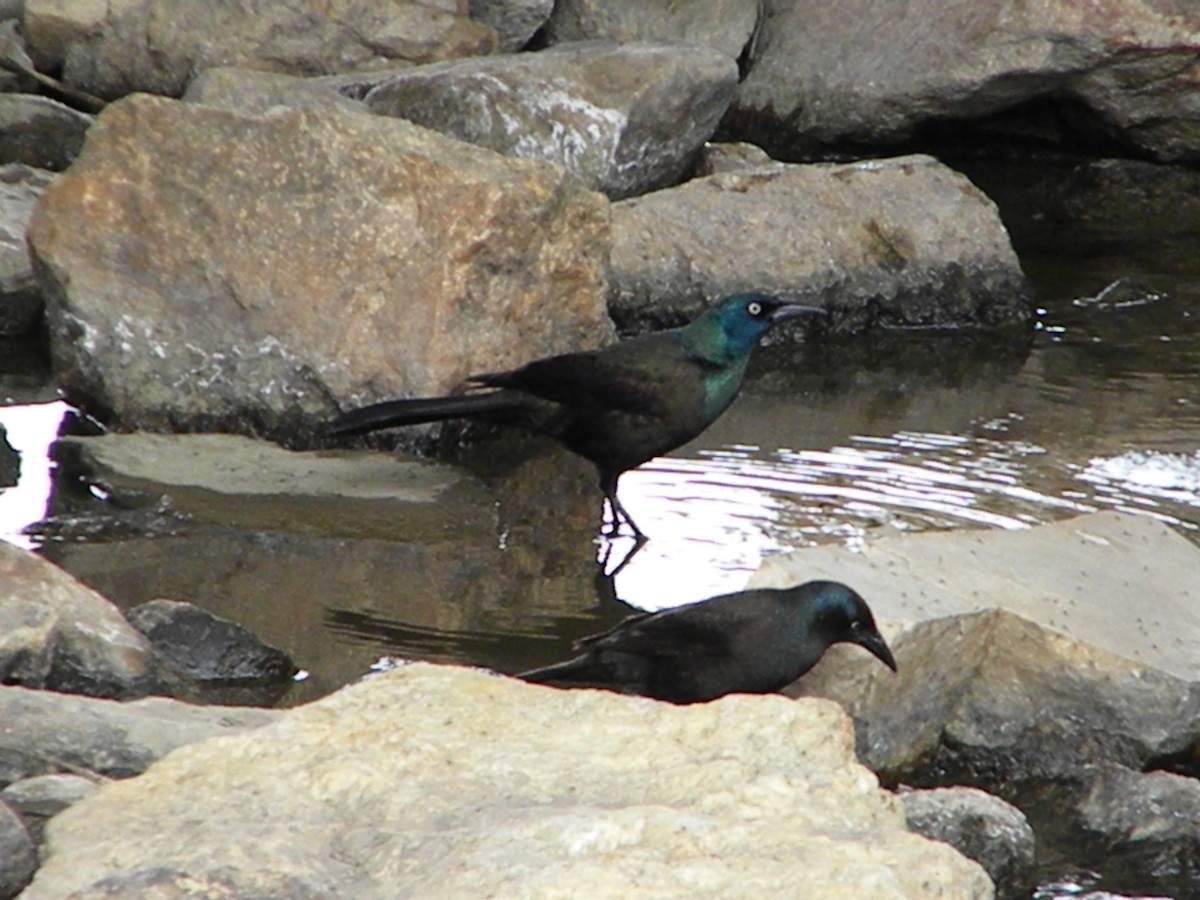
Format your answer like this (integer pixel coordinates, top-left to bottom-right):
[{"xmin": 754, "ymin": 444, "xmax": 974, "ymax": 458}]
[
  {"xmin": 328, "ymin": 293, "xmax": 823, "ymax": 537},
  {"xmin": 518, "ymin": 580, "xmax": 897, "ymax": 704}
]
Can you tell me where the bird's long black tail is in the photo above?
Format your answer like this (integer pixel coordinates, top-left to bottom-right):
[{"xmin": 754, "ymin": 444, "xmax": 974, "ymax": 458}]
[
  {"xmin": 328, "ymin": 391, "xmax": 525, "ymax": 437},
  {"xmin": 517, "ymin": 658, "xmax": 596, "ymax": 686}
]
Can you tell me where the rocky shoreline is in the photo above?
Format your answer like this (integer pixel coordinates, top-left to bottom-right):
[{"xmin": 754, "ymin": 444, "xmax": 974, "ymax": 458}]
[{"xmin": 2, "ymin": 1, "xmax": 1200, "ymax": 898}]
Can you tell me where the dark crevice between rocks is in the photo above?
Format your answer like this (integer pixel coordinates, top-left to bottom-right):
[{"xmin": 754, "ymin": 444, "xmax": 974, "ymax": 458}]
[{"xmin": 718, "ymin": 94, "xmax": 1164, "ymax": 168}]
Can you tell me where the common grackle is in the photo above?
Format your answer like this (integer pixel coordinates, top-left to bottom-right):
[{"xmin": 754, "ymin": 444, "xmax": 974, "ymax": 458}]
[
  {"xmin": 329, "ymin": 293, "xmax": 822, "ymax": 537},
  {"xmin": 518, "ymin": 580, "xmax": 896, "ymax": 704}
]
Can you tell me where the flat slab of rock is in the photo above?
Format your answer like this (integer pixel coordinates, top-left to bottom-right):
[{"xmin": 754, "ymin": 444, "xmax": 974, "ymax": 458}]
[
  {"xmin": 25, "ymin": 663, "xmax": 991, "ymax": 898},
  {"xmin": 751, "ymin": 511, "xmax": 1200, "ymax": 679},
  {"xmin": 53, "ymin": 432, "xmax": 497, "ymax": 541},
  {"xmin": 364, "ymin": 42, "xmax": 738, "ymax": 199},
  {"xmin": 28, "ymin": 94, "xmax": 612, "ymax": 444},
  {"xmin": 610, "ymin": 154, "xmax": 1031, "ymax": 331}
]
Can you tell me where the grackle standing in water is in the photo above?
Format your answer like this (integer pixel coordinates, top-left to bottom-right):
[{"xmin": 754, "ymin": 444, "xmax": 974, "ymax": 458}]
[
  {"xmin": 518, "ymin": 580, "xmax": 896, "ymax": 704},
  {"xmin": 329, "ymin": 293, "xmax": 823, "ymax": 538}
]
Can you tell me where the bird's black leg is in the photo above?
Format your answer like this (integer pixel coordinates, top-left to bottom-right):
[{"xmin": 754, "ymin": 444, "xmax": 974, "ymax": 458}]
[{"xmin": 601, "ymin": 473, "xmax": 646, "ymax": 540}]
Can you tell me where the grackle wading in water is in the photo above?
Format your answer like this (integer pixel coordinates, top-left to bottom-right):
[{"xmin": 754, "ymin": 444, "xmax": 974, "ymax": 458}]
[
  {"xmin": 328, "ymin": 293, "xmax": 823, "ymax": 538},
  {"xmin": 518, "ymin": 580, "xmax": 896, "ymax": 704}
]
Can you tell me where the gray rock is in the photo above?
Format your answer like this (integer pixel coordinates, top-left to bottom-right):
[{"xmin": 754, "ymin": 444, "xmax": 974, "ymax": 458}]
[
  {"xmin": 0, "ymin": 683, "xmax": 278, "ymax": 785},
  {"xmin": 0, "ymin": 423, "xmax": 16, "ymax": 487},
  {"xmin": 1, "ymin": 772, "xmax": 98, "ymax": 818},
  {"xmin": 469, "ymin": 0, "xmax": 552, "ymax": 52},
  {"xmin": 1, "ymin": 773, "xmax": 97, "ymax": 846},
  {"xmin": 0, "ymin": 800, "xmax": 35, "ymax": 899},
  {"xmin": 126, "ymin": 598, "xmax": 297, "ymax": 687},
  {"xmin": 748, "ymin": 513, "xmax": 1200, "ymax": 783},
  {"xmin": 0, "ymin": 163, "xmax": 55, "ymax": 336},
  {"xmin": 24, "ymin": 664, "xmax": 992, "ymax": 898},
  {"xmin": 23, "ymin": 0, "xmax": 140, "ymax": 73},
  {"xmin": 610, "ymin": 154, "xmax": 1031, "ymax": 332},
  {"xmin": 730, "ymin": 0, "xmax": 1200, "ymax": 163},
  {"xmin": 28, "ymin": 94, "xmax": 613, "ymax": 444},
  {"xmin": 0, "ymin": 540, "xmax": 171, "ymax": 699},
  {"xmin": 694, "ymin": 140, "xmax": 779, "ymax": 176},
  {"xmin": 901, "ymin": 786, "xmax": 1035, "ymax": 900},
  {"xmin": 364, "ymin": 42, "xmax": 738, "ymax": 200},
  {"xmin": 0, "ymin": 94, "xmax": 91, "ymax": 172},
  {"xmin": 29, "ymin": 0, "xmax": 496, "ymax": 100},
  {"xmin": 183, "ymin": 67, "xmax": 369, "ymax": 117},
  {"xmin": 544, "ymin": 0, "xmax": 760, "ymax": 61},
  {"xmin": 1071, "ymin": 763, "xmax": 1200, "ymax": 894}
]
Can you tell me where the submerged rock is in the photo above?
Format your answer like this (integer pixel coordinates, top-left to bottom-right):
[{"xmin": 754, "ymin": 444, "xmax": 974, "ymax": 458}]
[{"xmin": 24, "ymin": 663, "xmax": 992, "ymax": 898}]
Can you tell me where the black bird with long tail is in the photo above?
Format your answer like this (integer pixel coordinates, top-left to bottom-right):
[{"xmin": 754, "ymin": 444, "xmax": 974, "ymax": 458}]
[
  {"xmin": 518, "ymin": 581, "xmax": 896, "ymax": 704},
  {"xmin": 329, "ymin": 293, "xmax": 823, "ymax": 538}
]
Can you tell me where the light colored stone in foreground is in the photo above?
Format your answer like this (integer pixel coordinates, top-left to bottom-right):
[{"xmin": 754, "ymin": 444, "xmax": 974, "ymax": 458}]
[{"xmin": 28, "ymin": 664, "xmax": 992, "ymax": 898}]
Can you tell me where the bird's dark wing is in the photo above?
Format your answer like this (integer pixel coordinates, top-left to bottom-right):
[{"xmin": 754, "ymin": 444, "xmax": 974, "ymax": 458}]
[
  {"xmin": 469, "ymin": 334, "xmax": 689, "ymax": 417},
  {"xmin": 576, "ymin": 605, "xmax": 736, "ymax": 660}
]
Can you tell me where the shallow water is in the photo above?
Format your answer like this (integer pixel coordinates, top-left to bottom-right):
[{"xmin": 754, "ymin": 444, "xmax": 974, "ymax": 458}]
[{"xmin": 1, "ymin": 156, "xmax": 1199, "ymax": 899}]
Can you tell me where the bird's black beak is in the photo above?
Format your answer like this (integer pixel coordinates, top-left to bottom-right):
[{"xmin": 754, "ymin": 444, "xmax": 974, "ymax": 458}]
[
  {"xmin": 855, "ymin": 628, "xmax": 898, "ymax": 672},
  {"xmin": 769, "ymin": 303, "xmax": 826, "ymax": 324}
]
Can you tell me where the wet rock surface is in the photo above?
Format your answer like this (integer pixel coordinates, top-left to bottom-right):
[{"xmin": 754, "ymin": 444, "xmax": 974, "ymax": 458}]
[
  {"xmin": 126, "ymin": 599, "xmax": 297, "ymax": 685},
  {"xmin": 363, "ymin": 41, "xmax": 738, "ymax": 199},
  {"xmin": 901, "ymin": 786, "xmax": 1035, "ymax": 900},
  {"xmin": 23, "ymin": 664, "xmax": 992, "ymax": 899},
  {"xmin": 1066, "ymin": 763, "xmax": 1200, "ymax": 895},
  {"xmin": 609, "ymin": 153, "xmax": 1031, "ymax": 332}
]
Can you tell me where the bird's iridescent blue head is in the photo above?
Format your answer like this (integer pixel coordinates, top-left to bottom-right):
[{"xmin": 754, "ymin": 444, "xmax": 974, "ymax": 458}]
[
  {"xmin": 683, "ymin": 293, "xmax": 825, "ymax": 359},
  {"xmin": 802, "ymin": 580, "xmax": 898, "ymax": 673}
]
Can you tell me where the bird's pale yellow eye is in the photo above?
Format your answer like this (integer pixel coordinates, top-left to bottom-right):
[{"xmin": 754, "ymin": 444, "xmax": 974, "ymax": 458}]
[{"xmin": 747, "ymin": 301, "xmax": 763, "ymax": 317}]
